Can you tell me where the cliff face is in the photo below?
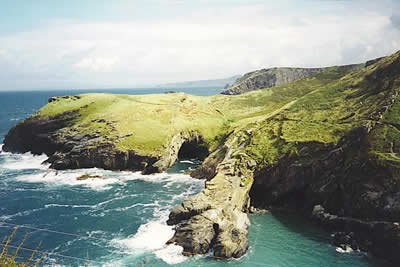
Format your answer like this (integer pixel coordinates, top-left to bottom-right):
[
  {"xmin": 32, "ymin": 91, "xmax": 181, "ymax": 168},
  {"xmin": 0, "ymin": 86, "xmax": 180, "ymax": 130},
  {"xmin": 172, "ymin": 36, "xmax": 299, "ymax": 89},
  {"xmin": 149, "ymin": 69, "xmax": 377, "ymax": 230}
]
[
  {"xmin": 3, "ymin": 93, "xmax": 223, "ymax": 173},
  {"xmin": 167, "ymin": 51, "xmax": 400, "ymax": 262},
  {"xmin": 221, "ymin": 64, "xmax": 365, "ymax": 95},
  {"xmin": 3, "ymin": 50, "xmax": 400, "ymax": 263}
]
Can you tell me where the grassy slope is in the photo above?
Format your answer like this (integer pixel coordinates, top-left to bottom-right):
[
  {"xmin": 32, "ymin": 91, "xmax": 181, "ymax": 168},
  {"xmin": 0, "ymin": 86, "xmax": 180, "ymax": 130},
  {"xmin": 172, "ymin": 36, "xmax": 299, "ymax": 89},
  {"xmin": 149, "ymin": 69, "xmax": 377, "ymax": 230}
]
[
  {"xmin": 36, "ymin": 51, "xmax": 400, "ymax": 164},
  {"xmin": 38, "ymin": 93, "xmax": 225, "ymax": 156}
]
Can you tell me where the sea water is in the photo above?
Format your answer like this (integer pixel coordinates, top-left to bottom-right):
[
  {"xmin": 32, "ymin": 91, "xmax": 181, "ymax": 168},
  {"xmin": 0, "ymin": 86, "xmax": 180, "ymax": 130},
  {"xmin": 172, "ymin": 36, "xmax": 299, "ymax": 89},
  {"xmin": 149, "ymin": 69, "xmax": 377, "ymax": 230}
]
[{"xmin": 0, "ymin": 89, "xmax": 392, "ymax": 266}]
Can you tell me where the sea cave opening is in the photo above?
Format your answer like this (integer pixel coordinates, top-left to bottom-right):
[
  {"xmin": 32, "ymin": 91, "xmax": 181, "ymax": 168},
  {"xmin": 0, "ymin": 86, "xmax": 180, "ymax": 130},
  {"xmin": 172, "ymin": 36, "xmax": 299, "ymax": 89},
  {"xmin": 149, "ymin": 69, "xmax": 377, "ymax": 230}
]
[{"xmin": 178, "ymin": 137, "xmax": 209, "ymax": 161}]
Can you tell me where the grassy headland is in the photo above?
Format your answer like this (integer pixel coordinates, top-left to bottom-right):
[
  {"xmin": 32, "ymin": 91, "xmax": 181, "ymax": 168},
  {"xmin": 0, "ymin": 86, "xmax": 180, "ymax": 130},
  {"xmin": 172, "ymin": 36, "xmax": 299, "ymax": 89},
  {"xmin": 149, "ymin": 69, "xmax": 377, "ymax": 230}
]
[{"xmin": 35, "ymin": 51, "xmax": 400, "ymax": 170}]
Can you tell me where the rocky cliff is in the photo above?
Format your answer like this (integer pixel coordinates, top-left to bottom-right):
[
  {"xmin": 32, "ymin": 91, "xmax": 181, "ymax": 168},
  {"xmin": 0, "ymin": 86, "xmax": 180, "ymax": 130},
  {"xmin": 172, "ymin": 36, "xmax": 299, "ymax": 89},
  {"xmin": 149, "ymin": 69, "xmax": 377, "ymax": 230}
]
[
  {"xmin": 2, "ymin": 50, "xmax": 400, "ymax": 264},
  {"xmin": 221, "ymin": 64, "xmax": 367, "ymax": 95}
]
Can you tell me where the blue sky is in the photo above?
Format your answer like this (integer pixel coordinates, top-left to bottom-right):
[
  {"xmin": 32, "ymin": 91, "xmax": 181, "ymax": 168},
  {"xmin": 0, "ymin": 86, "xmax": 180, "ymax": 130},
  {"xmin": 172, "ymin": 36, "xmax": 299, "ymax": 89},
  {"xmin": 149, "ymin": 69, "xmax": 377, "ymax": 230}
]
[{"xmin": 0, "ymin": 0, "xmax": 400, "ymax": 90}]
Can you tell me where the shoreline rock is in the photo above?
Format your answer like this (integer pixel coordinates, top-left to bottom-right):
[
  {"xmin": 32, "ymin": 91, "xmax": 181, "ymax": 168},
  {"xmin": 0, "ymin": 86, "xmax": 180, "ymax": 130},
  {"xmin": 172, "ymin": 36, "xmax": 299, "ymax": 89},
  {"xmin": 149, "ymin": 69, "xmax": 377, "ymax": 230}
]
[
  {"xmin": 3, "ymin": 114, "xmax": 208, "ymax": 175},
  {"xmin": 312, "ymin": 205, "xmax": 400, "ymax": 263},
  {"xmin": 166, "ymin": 136, "xmax": 253, "ymax": 258}
]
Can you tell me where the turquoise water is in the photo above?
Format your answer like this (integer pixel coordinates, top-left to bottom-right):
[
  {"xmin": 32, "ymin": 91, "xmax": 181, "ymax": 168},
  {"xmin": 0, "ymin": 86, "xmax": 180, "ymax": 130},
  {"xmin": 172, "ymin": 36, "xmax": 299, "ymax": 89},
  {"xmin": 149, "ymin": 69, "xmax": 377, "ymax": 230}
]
[{"xmin": 0, "ymin": 89, "xmax": 391, "ymax": 266}]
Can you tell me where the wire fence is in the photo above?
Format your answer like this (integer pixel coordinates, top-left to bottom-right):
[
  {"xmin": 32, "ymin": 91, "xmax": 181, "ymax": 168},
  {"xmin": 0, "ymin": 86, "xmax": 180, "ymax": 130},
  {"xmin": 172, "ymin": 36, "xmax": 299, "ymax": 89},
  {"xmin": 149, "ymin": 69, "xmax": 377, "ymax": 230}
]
[
  {"xmin": 1, "ymin": 243, "xmax": 104, "ymax": 265},
  {"xmin": 0, "ymin": 221, "xmax": 107, "ymax": 243},
  {"xmin": 0, "ymin": 218, "xmax": 266, "ymax": 266},
  {"xmin": 0, "ymin": 222, "xmax": 110, "ymax": 266}
]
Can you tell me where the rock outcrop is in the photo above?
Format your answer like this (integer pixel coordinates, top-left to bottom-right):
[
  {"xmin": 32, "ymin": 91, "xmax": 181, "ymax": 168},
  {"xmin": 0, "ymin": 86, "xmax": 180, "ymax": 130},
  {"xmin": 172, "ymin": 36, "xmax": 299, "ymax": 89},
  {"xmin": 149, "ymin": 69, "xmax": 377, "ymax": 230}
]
[
  {"xmin": 3, "ymin": 113, "xmax": 207, "ymax": 174},
  {"xmin": 167, "ymin": 134, "xmax": 254, "ymax": 258},
  {"xmin": 312, "ymin": 205, "xmax": 400, "ymax": 262},
  {"xmin": 221, "ymin": 64, "xmax": 364, "ymax": 95}
]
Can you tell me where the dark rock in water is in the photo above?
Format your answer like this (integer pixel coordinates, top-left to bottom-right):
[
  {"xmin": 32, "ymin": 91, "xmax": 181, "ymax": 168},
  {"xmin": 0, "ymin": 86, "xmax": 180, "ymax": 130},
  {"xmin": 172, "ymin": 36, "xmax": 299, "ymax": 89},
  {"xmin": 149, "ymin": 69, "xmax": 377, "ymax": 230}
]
[
  {"xmin": 333, "ymin": 232, "xmax": 359, "ymax": 251},
  {"xmin": 311, "ymin": 204, "xmax": 400, "ymax": 263},
  {"xmin": 76, "ymin": 174, "xmax": 104, "ymax": 180},
  {"xmin": 167, "ymin": 214, "xmax": 216, "ymax": 255},
  {"xmin": 249, "ymin": 206, "xmax": 269, "ymax": 215},
  {"xmin": 164, "ymin": 90, "xmax": 177, "ymax": 94}
]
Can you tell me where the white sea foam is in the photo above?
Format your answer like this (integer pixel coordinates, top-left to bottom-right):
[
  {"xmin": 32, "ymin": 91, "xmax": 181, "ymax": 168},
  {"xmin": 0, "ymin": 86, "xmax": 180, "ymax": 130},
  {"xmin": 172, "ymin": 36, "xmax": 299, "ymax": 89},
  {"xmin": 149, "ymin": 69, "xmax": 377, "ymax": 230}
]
[
  {"xmin": 16, "ymin": 168, "xmax": 120, "ymax": 191},
  {"xmin": 0, "ymin": 207, "xmax": 47, "ymax": 220},
  {"xmin": 336, "ymin": 245, "xmax": 354, "ymax": 253},
  {"xmin": 44, "ymin": 203, "xmax": 96, "ymax": 209},
  {"xmin": 154, "ymin": 244, "xmax": 187, "ymax": 264},
  {"xmin": 109, "ymin": 172, "xmax": 203, "ymax": 263},
  {"xmin": 121, "ymin": 171, "xmax": 203, "ymax": 185},
  {"xmin": 0, "ymin": 144, "xmax": 204, "ymax": 192},
  {"xmin": 15, "ymin": 167, "xmax": 203, "ymax": 192},
  {"xmin": 0, "ymin": 150, "xmax": 49, "ymax": 170},
  {"xmin": 112, "ymin": 203, "xmax": 158, "ymax": 212},
  {"xmin": 112, "ymin": 219, "xmax": 188, "ymax": 264},
  {"xmin": 113, "ymin": 220, "xmax": 174, "ymax": 252},
  {"xmin": 179, "ymin": 160, "xmax": 195, "ymax": 164},
  {"xmin": 112, "ymin": 205, "xmax": 190, "ymax": 265}
]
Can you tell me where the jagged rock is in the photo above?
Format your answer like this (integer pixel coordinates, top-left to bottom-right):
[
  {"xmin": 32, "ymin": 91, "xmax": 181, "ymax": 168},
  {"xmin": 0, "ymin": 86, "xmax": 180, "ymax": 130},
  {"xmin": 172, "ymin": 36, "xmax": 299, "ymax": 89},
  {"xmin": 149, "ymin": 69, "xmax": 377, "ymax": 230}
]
[
  {"xmin": 312, "ymin": 205, "xmax": 325, "ymax": 217},
  {"xmin": 167, "ymin": 214, "xmax": 216, "ymax": 255},
  {"xmin": 76, "ymin": 174, "xmax": 104, "ymax": 180},
  {"xmin": 190, "ymin": 146, "xmax": 227, "ymax": 180},
  {"xmin": 333, "ymin": 232, "xmax": 359, "ymax": 251},
  {"xmin": 167, "ymin": 136, "xmax": 253, "ymax": 258},
  {"xmin": 311, "ymin": 204, "xmax": 400, "ymax": 262},
  {"xmin": 249, "ymin": 206, "xmax": 269, "ymax": 214}
]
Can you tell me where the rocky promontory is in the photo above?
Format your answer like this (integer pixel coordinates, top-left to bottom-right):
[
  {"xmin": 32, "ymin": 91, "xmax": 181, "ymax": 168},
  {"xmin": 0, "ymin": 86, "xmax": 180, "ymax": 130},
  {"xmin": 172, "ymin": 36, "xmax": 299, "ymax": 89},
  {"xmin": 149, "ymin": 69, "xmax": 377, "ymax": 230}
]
[{"xmin": 3, "ymin": 50, "xmax": 400, "ymax": 264}]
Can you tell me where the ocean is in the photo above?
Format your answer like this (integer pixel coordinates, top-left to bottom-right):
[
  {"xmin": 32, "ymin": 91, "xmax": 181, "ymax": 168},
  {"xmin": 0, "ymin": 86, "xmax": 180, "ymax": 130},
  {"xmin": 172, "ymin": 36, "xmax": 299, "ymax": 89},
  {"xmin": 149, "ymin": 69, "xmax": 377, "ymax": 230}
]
[{"xmin": 0, "ymin": 88, "xmax": 390, "ymax": 266}]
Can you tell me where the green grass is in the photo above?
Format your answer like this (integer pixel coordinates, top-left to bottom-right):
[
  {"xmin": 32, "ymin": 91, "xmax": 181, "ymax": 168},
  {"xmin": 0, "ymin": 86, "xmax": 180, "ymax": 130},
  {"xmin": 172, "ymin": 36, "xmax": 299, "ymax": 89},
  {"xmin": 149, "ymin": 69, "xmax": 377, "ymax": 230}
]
[
  {"xmin": 38, "ymin": 93, "xmax": 226, "ymax": 156},
  {"xmin": 35, "ymin": 50, "xmax": 400, "ymax": 166}
]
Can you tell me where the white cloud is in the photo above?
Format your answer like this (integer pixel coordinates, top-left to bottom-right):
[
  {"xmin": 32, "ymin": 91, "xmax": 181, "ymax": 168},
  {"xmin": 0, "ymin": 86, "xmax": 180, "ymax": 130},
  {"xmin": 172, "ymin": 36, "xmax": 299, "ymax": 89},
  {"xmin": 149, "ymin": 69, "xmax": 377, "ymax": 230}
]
[{"xmin": 0, "ymin": 1, "xmax": 399, "ymax": 89}]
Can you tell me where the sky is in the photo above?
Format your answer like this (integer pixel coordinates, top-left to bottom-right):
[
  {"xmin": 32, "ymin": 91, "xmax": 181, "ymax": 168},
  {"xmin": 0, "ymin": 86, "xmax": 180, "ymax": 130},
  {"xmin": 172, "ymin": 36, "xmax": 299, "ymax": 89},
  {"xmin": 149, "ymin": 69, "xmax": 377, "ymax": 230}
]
[{"xmin": 0, "ymin": 0, "xmax": 400, "ymax": 90}]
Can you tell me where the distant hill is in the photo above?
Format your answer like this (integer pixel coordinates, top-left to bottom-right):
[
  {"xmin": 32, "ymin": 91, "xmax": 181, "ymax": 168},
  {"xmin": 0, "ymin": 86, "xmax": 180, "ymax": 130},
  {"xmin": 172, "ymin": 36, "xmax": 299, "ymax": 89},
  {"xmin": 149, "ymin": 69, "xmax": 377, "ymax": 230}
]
[
  {"xmin": 221, "ymin": 57, "xmax": 387, "ymax": 95},
  {"xmin": 157, "ymin": 75, "xmax": 241, "ymax": 89},
  {"xmin": 221, "ymin": 64, "xmax": 365, "ymax": 95}
]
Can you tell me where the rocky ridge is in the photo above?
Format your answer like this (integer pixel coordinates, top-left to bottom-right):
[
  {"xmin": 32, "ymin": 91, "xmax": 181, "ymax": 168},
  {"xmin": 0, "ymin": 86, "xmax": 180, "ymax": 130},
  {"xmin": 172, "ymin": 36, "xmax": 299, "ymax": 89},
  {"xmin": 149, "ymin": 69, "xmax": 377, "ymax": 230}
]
[
  {"xmin": 221, "ymin": 63, "xmax": 368, "ymax": 95},
  {"xmin": 167, "ymin": 133, "xmax": 255, "ymax": 257}
]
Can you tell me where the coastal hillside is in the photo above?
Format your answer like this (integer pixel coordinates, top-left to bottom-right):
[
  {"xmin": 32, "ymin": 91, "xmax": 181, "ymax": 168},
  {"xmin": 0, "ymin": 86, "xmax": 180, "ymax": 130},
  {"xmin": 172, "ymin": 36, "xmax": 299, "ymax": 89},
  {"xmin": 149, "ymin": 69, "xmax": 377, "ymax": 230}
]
[
  {"xmin": 2, "ymin": 63, "xmax": 359, "ymax": 173},
  {"xmin": 221, "ymin": 58, "xmax": 385, "ymax": 95},
  {"xmin": 3, "ymin": 50, "xmax": 400, "ymax": 263}
]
